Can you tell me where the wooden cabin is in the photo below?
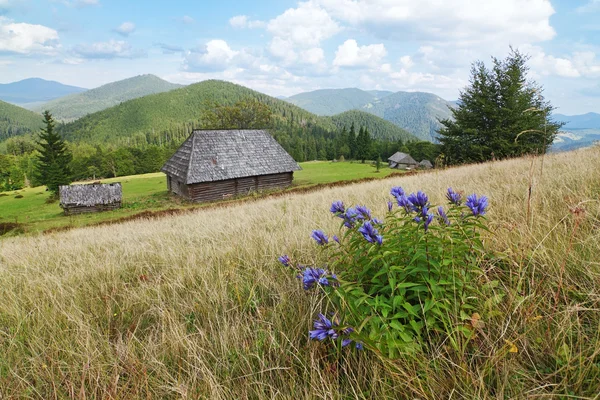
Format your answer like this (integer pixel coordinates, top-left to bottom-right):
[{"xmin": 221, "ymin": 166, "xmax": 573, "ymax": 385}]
[
  {"xmin": 59, "ymin": 182, "xmax": 122, "ymax": 215},
  {"xmin": 161, "ymin": 130, "xmax": 301, "ymax": 203},
  {"xmin": 419, "ymin": 159, "xmax": 433, "ymax": 169},
  {"xmin": 388, "ymin": 152, "xmax": 418, "ymax": 170}
]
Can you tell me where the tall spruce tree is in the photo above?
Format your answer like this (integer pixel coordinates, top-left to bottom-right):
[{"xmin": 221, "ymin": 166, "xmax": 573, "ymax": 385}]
[
  {"xmin": 348, "ymin": 122, "xmax": 357, "ymax": 159},
  {"xmin": 36, "ymin": 111, "xmax": 72, "ymax": 193},
  {"xmin": 438, "ymin": 49, "xmax": 562, "ymax": 165}
]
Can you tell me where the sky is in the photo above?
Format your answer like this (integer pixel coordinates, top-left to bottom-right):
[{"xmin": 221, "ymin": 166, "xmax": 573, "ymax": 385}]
[{"xmin": 0, "ymin": 0, "xmax": 599, "ymax": 114}]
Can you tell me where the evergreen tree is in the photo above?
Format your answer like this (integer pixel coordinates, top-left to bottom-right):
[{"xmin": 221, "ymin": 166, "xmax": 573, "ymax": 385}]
[
  {"xmin": 348, "ymin": 122, "xmax": 357, "ymax": 159},
  {"xmin": 36, "ymin": 111, "xmax": 72, "ymax": 193},
  {"xmin": 438, "ymin": 49, "xmax": 562, "ymax": 165}
]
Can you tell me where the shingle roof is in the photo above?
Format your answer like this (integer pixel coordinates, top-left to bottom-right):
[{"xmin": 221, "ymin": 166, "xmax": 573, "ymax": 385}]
[
  {"xmin": 161, "ymin": 130, "xmax": 301, "ymax": 184},
  {"xmin": 59, "ymin": 183, "xmax": 122, "ymax": 207},
  {"xmin": 419, "ymin": 159, "xmax": 433, "ymax": 168},
  {"xmin": 388, "ymin": 152, "xmax": 418, "ymax": 165}
]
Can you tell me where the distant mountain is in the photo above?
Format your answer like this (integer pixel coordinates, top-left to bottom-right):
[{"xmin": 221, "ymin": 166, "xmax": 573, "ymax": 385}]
[
  {"xmin": 361, "ymin": 91, "xmax": 455, "ymax": 142},
  {"xmin": 0, "ymin": 78, "xmax": 86, "ymax": 104},
  {"xmin": 286, "ymin": 88, "xmax": 384, "ymax": 116},
  {"xmin": 51, "ymin": 80, "xmax": 417, "ymax": 146},
  {"xmin": 0, "ymin": 100, "xmax": 44, "ymax": 142},
  {"xmin": 553, "ymin": 112, "xmax": 600, "ymax": 130},
  {"xmin": 330, "ymin": 110, "xmax": 416, "ymax": 142},
  {"xmin": 366, "ymin": 90, "xmax": 394, "ymax": 99},
  {"xmin": 35, "ymin": 74, "xmax": 183, "ymax": 122}
]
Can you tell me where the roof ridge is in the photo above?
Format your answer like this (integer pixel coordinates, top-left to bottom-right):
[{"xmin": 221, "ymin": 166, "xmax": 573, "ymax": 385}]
[{"xmin": 186, "ymin": 131, "xmax": 196, "ymax": 184}]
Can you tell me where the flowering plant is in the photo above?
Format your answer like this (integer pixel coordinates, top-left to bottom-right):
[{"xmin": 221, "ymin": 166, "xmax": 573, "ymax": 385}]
[{"xmin": 280, "ymin": 187, "xmax": 490, "ymax": 358}]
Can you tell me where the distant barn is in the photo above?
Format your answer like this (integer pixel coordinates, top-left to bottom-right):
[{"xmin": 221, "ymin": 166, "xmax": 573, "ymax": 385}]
[
  {"xmin": 419, "ymin": 159, "xmax": 433, "ymax": 169},
  {"xmin": 59, "ymin": 182, "xmax": 122, "ymax": 215},
  {"xmin": 388, "ymin": 152, "xmax": 418, "ymax": 170},
  {"xmin": 161, "ymin": 130, "xmax": 301, "ymax": 202}
]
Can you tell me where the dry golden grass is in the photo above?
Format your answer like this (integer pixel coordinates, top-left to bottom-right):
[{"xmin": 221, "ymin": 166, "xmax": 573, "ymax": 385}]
[{"xmin": 1, "ymin": 147, "xmax": 599, "ymax": 399}]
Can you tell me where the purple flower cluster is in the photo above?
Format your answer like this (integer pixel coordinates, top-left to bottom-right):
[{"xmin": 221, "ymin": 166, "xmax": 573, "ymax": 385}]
[
  {"xmin": 299, "ymin": 267, "xmax": 336, "ymax": 290},
  {"xmin": 437, "ymin": 206, "xmax": 450, "ymax": 226},
  {"xmin": 278, "ymin": 255, "xmax": 291, "ymax": 267},
  {"xmin": 330, "ymin": 200, "xmax": 345, "ymax": 215},
  {"xmin": 309, "ymin": 314, "xmax": 363, "ymax": 349},
  {"xmin": 311, "ymin": 230, "xmax": 329, "ymax": 245},
  {"xmin": 358, "ymin": 221, "xmax": 383, "ymax": 245},
  {"xmin": 465, "ymin": 194, "xmax": 488, "ymax": 216},
  {"xmin": 446, "ymin": 188, "xmax": 462, "ymax": 205}
]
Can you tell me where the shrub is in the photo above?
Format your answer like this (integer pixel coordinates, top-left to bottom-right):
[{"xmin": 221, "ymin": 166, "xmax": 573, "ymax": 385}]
[
  {"xmin": 14, "ymin": 194, "xmax": 23, "ymax": 199},
  {"xmin": 280, "ymin": 187, "xmax": 491, "ymax": 358}
]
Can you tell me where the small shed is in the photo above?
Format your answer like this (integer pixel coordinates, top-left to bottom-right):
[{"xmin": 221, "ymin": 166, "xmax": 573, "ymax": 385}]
[
  {"xmin": 388, "ymin": 152, "xmax": 418, "ymax": 170},
  {"xmin": 419, "ymin": 159, "xmax": 433, "ymax": 169},
  {"xmin": 161, "ymin": 129, "xmax": 301, "ymax": 203},
  {"xmin": 59, "ymin": 183, "xmax": 122, "ymax": 215}
]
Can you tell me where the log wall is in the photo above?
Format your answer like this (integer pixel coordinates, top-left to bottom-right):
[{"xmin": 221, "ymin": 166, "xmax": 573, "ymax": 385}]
[
  {"xmin": 168, "ymin": 172, "xmax": 293, "ymax": 203},
  {"xmin": 62, "ymin": 202, "xmax": 122, "ymax": 215}
]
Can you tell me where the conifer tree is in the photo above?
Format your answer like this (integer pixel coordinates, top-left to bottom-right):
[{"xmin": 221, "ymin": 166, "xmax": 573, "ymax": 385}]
[
  {"xmin": 348, "ymin": 122, "xmax": 357, "ymax": 159},
  {"xmin": 36, "ymin": 111, "xmax": 72, "ymax": 193},
  {"xmin": 438, "ymin": 49, "xmax": 562, "ymax": 165}
]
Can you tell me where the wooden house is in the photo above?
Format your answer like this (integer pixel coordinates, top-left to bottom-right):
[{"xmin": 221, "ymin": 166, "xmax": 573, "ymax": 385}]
[
  {"xmin": 59, "ymin": 182, "xmax": 122, "ymax": 215},
  {"xmin": 419, "ymin": 159, "xmax": 433, "ymax": 169},
  {"xmin": 388, "ymin": 152, "xmax": 418, "ymax": 170},
  {"xmin": 161, "ymin": 130, "xmax": 301, "ymax": 202}
]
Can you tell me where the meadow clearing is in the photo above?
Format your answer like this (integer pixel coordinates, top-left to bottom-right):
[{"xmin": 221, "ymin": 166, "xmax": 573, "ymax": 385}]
[
  {"xmin": 0, "ymin": 147, "xmax": 599, "ymax": 398},
  {"xmin": 0, "ymin": 161, "xmax": 397, "ymax": 234}
]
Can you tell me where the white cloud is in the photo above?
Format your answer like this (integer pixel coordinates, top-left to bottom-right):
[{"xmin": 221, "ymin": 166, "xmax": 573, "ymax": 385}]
[
  {"xmin": 267, "ymin": 2, "xmax": 341, "ymax": 47},
  {"xmin": 399, "ymin": 55, "xmax": 413, "ymax": 69},
  {"xmin": 0, "ymin": 17, "xmax": 60, "ymax": 55},
  {"xmin": 333, "ymin": 39, "xmax": 386, "ymax": 68},
  {"xmin": 522, "ymin": 45, "xmax": 600, "ymax": 78},
  {"xmin": 229, "ymin": 15, "xmax": 265, "ymax": 29},
  {"xmin": 576, "ymin": 0, "xmax": 600, "ymax": 13},
  {"xmin": 183, "ymin": 39, "xmax": 240, "ymax": 72},
  {"xmin": 114, "ymin": 21, "xmax": 135, "ymax": 36},
  {"xmin": 300, "ymin": 47, "xmax": 325, "ymax": 65},
  {"xmin": 314, "ymin": 0, "xmax": 555, "ymax": 46},
  {"xmin": 73, "ymin": 39, "xmax": 144, "ymax": 59}
]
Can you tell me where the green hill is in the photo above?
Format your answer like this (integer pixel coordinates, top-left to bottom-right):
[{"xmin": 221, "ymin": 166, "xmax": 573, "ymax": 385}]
[
  {"xmin": 0, "ymin": 100, "xmax": 44, "ymax": 142},
  {"xmin": 362, "ymin": 91, "xmax": 455, "ymax": 142},
  {"xmin": 0, "ymin": 78, "xmax": 86, "ymax": 105},
  {"xmin": 285, "ymin": 88, "xmax": 383, "ymax": 116},
  {"xmin": 36, "ymin": 74, "xmax": 183, "ymax": 122},
  {"xmin": 330, "ymin": 110, "xmax": 416, "ymax": 142}
]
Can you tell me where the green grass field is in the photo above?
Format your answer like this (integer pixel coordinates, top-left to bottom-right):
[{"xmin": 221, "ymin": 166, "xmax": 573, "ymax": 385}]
[{"xmin": 0, "ymin": 161, "xmax": 397, "ymax": 235}]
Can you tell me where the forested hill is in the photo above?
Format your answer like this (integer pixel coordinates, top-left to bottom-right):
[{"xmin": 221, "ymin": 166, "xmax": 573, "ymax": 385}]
[
  {"xmin": 36, "ymin": 75, "xmax": 183, "ymax": 122},
  {"xmin": 56, "ymin": 80, "xmax": 417, "ymax": 146},
  {"xmin": 286, "ymin": 88, "xmax": 383, "ymax": 116},
  {"xmin": 0, "ymin": 78, "xmax": 86, "ymax": 104},
  {"xmin": 0, "ymin": 100, "xmax": 44, "ymax": 142},
  {"xmin": 330, "ymin": 110, "xmax": 415, "ymax": 142}
]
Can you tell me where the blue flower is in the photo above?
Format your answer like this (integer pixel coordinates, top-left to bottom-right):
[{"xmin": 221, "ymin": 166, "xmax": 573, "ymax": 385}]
[
  {"xmin": 407, "ymin": 191, "xmax": 429, "ymax": 214},
  {"xmin": 333, "ymin": 235, "xmax": 340, "ymax": 243},
  {"xmin": 372, "ymin": 217, "xmax": 383, "ymax": 225},
  {"xmin": 278, "ymin": 255, "xmax": 291, "ymax": 267},
  {"xmin": 330, "ymin": 200, "xmax": 345, "ymax": 216},
  {"xmin": 396, "ymin": 194, "xmax": 413, "ymax": 212},
  {"xmin": 355, "ymin": 205, "xmax": 372, "ymax": 220},
  {"xmin": 446, "ymin": 188, "xmax": 462, "ymax": 205},
  {"xmin": 390, "ymin": 186, "xmax": 405, "ymax": 198},
  {"xmin": 309, "ymin": 314, "xmax": 337, "ymax": 341},
  {"xmin": 311, "ymin": 230, "xmax": 329, "ymax": 245},
  {"xmin": 358, "ymin": 221, "xmax": 383, "ymax": 245},
  {"xmin": 343, "ymin": 207, "xmax": 359, "ymax": 228},
  {"xmin": 355, "ymin": 342, "xmax": 364, "ymax": 350},
  {"xmin": 300, "ymin": 267, "xmax": 335, "ymax": 290},
  {"xmin": 437, "ymin": 206, "xmax": 450, "ymax": 226},
  {"xmin": 465, "ymin": 194, "xmax": 488, "ymax": 216},
  {"xmin": 387, "ymin": 200, "xmax": 393, "ymax": 212},
  {"xmin": 424, "ymin": 213, "xmax": 434, "ymax": 231}
]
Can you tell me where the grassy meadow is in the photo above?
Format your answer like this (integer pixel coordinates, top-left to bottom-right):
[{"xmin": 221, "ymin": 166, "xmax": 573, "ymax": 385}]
[
  {"xmin": 0, "ymin": 161, "xmax": 395, "ymax": 234},
  {"xmin": 0, "ymin": 147, "xmax": 599, "ymax": 398}
]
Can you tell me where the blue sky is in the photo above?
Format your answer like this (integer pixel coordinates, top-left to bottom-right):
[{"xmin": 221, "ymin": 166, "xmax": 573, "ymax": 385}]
[{"xmin": 1, "ymin": 0, "xmax": 599, "ymax": 114}]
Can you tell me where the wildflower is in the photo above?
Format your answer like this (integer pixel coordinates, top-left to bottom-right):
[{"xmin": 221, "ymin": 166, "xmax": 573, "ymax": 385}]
[
  {"xmin": 407, "ymin": 191, "xmax": 429, "ymax": 214},
  {"xmin": 311, "ymin": 230, "xmax": 329, "ymax": 245},
  {"xmin": 437, "ymin": 206, "xmax": 450, "ymax": 226},
  {"xmin": 390, "ymin": 186, "xmax": 405, "ymax": 198},
  {"xmin": 278, "ymin": 255, "xmax": 291, "ymax": 267},
  {"xmin": 300, "ymin": 267, "xmax": 335, "ymax": 290},
  {"xmin": 465, "ymin": 194, "xmax": 488, "ymax": 216},
  {"xmin": 355, "ymin": 205, "xmax": 372, "ymax": 220},
  {"xmin": 396, "ymin": 194, "xmax": 413, "ymax": 212},
  {"xmin": 330, "ymin": 200, "xmax": 345, "ymax": 216},
  {"xmin": 387, "ymin": 200, "xmax": 393, "ymax": 212},
  {"xmin": 309, "ymin": 314, "xmax": 337, "ymax": 341},
  {"xmin": 355, "ymin": 342, "xmax": 364, "ymax": 350},
  {"xmin": 446, "ymin": 187, "xmax": 462, "ymax": 205},
  {"xmin": 333, "ymin": 235, "xmax": 340, "ymax": 243},
  {"xmin": 424, "ymin": 213, "xmax": 434, "ymax": 231},
  {"xmin": 343, "ymin": 207, "xmax": 359, "ymax": 228},
  {"xmin": 358, "ymin": 221, "xmax": 383, "ymax": 245},
  {"xmin": 372, "ymin": 217, "xmax": 383, "ymax": 225}
]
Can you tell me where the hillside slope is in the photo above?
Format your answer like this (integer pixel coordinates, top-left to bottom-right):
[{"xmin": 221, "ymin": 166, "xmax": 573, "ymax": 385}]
[
  {"xmin": 0, "ymin": 100, "xmax": 44, "ymax": 142},
  {"xmin": 55, "ymin": 80, "xmax": 417, "ymax": 145},
  {"xmin": 0, "ymin": 78, "xmax": 86, "ymax": 104},
  {"xmin": 36, "ymin": 75, "xmax": 183, "ymax": 122},
  {"xmin": 286, "ymin": 88, "xmax": 381, "ymax": 116},
  {"xmin": 330, "ymin": 110, "xmax": 416, "ymax": 142},
  {"xmin": 362, "ymin": 91, "xmax": 455, "ymax": 142},
  {"xmin": 553, "ymin": 112, "xmax": 600, "ymax": 130}
]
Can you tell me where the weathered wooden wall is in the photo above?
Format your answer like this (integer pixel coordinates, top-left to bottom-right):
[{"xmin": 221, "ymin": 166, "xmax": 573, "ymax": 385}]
[
  {"xmin": 166, "ymin": 172, "xmax": 293, "ymax": 203},
  {"xmin": 62, "ymin": 202, "xmax": 122, "ymax": 215}
]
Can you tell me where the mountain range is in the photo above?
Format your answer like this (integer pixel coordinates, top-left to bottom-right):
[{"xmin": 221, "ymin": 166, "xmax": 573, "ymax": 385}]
[
  {"xmin": 0, "ymin": 78, "xmax": 86, "ymax": 105},
  {"xmin": 285, "ymin": 88, "xmax": 455, "ymax": 141},
  {"xmin": 551, "ymin": 112, "xmax": 600, "ymax": 152},
  {"xmin": 32, "ymin": 75, "xmax": 183, "ymax": 122},
  {"xmin": 0, "ymin": 100, "xmax": 44, "ymax": 142}
]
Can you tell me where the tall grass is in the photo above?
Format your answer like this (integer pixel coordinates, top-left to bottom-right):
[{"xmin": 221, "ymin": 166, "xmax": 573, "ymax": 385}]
[{"xmin": 1, "ymin": 147, "xmax": 599, "ymax": 398}]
